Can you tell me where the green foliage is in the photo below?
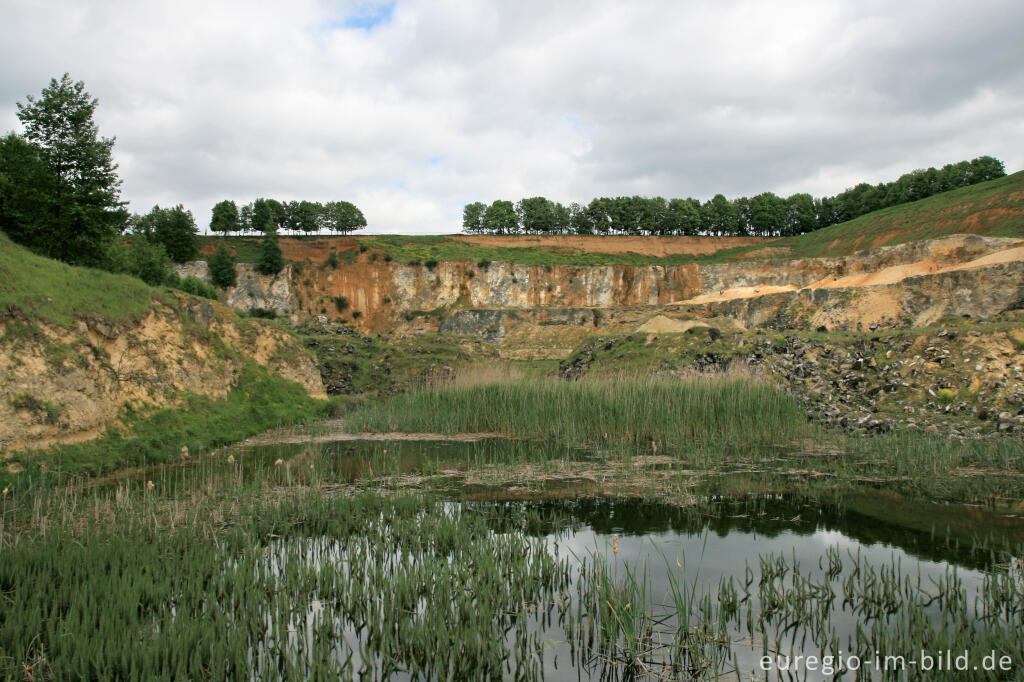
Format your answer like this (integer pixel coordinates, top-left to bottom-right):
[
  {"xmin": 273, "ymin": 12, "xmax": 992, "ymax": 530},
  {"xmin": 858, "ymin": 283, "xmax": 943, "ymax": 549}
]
[
  {"xmin": 325, "ymin": 249, "xmax": 339, "ymax": 268},
  {"xmin": 750, "ymin": 170, "xmax": 1024, "ymax": 259},
  {"xmin": 257, "ymin": 229, "xmax": 284, "ymax": 275},
  {"xmin": 4, "ymin": 75, "xmax": 127, "ymax": 266},
  {"xmin": 0, "ymin": 230, "xmax": 162, "ymax": 329},
  {"xmin": 482, "ymin": 200, "xmax": 518, "ymax": 234},
  {"xmin": 0, "ymin": 134, "xmax": 64, "ymax": 255},
  {"xmin": 9, "ymin": 393, "xmax": 62, "ymax": 424},
  {"xmin": 209, "ymin": 241, "xmax": 237, "ymax": 288},
  {"xmin": 6, "ymin": 364, "xmax": 328, "ymax": 481},
  {"xmin": 132, "ymin": 204, "xmax": 199, "ymax": 263},
  {"xmin": 209, "ymin": 199, "xmax": 240, "ymax": 235},
  {"xmin": 121, "ymin": 235, "xmax": 172, "ymax": 286},
  {"xmin": 166, "ymin": 273, "xmax": 218, "ymax": 300},
  {"xmin": 333, "ymin": 295, "xmax": 349, "ymax": 311},
  {"xmin": 462, "ymin": 201, "xmax": 486, "ymax": 233},
  {"xmin": 463, "ymin": 155, "xmax": 1007, "ymax": 238},
  {"xmin": 346, "ymin": 376, "xmax": 807, "ymax": 448}
]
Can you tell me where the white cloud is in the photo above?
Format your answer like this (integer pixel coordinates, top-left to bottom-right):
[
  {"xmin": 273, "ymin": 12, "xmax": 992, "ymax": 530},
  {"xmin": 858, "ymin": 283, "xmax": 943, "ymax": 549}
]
[{"xmin": 2, "ymin": 0, "xmax": 1021, "ymax": 234}]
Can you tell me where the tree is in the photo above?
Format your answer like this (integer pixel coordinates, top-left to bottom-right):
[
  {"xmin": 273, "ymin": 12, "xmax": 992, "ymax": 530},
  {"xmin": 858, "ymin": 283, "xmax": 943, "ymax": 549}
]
[
  {"xmin": 323, "ymin": 200, "xmax": 366, "ymax": 234},
  {"xmin": 210, "ymin": 200, "xmax": 239, "ymax": 235},
  {"xmin": 290, "ymin": 200, "xmax": 322, "ymax": 235},
  {"xmin": 257, "ymin": 228, "xmax": 284, "ymax": 275},
  {"xmin": 482, "ymin": 200, "xmax": 518, "ymax": 234},
  {"xmin": 209, "ymin": 241, "xmax": 237, "ymax": 288},
  {"xmin": 462, "ymin": 202, "xmax": 486, "ymax": 233},
  {"xmin": 11, "ymin": 74, "xmax": 127, "ymax": 265},
  {"xmin": 134, "ymin": 204, "xmax": 199, "ymax": 263},
  {"xmin": 516, "ymin": 197, "xmax": 559, "ymax": 235},
  {"xmin": 748, "ymin": 192, "xmax": 787, "ymax": 236},
  {"xmin": 0, "ymin": 133, "xmax": 63, "ymax": 251},
  {"xmin": 251, "ymin": 198, "xmax": 276, "ymax": 233},
  {"xmin": 785, "ymin": 193, "xmax": 817, "ymax": 235},
  {"xmin": 239, "ymin": 203, "xmax": 254, "ymax": 234}
]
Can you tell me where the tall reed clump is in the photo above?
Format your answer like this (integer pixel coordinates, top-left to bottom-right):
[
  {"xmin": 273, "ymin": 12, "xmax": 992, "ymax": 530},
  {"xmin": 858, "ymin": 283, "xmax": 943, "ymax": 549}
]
[{"xmin": 344, "ymin": 375, "xmax": 810, "ymax": 450}]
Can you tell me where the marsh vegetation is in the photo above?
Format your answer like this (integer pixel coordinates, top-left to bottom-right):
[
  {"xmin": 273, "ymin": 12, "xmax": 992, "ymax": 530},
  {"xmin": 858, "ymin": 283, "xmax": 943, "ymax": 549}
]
[{"xmin": 2, "ymin": 373, "xmax": 1022, "ymax": 680}]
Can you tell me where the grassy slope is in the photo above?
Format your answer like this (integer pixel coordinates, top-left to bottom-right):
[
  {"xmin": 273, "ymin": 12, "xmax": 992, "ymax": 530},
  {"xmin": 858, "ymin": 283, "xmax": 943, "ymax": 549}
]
[
  {"xmin": 197, "ymin": 171, "xmax": 1024, "ymax": 267},
  {"xmin": 0, "ymin": 231, "xmax": 167, "ymax": 327},
  {"xmin": 0, "ymin": 231, "xmax": 329, "ymax": 487},
  {"xmin": 743, "ymin": 169, "xmax": 1024, "ymax": 259}
]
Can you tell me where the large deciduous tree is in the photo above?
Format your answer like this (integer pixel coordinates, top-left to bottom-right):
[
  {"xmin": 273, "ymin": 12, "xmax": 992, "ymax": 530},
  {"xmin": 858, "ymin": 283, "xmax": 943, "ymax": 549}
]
[
  {"xmin": 210, "ymin": 200, "xmax": 240, "ymax": 235},
  {"xmin": 482, "ymin": 200, "xmax": 518, "ymax": 235},
  {"xmin": 134, "ymin": 204, "xmax": 199, "ymax": 263},
  {"xmin": 462, "ymin": 202, "xmax": 486, "ymax": 233},
  {"xmin": 7, "ymin": 74, "xmax": 127, "ymax": 265}
]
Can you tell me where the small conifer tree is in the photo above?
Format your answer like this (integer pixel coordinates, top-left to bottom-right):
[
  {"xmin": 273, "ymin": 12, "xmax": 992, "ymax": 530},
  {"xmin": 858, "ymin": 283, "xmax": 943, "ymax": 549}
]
[
  {"xmin": 257, "ymin": 228, "xmax": 284, "ymax": 275},
  {"xmin": 209, "ymin": 241, "xmax": 237, "ymax": 288}
]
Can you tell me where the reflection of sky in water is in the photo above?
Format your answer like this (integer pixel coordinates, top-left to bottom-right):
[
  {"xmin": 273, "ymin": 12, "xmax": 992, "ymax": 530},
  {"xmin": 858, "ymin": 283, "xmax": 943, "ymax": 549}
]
[
  {"xmin": 261, "ymin": 496, "xmax": 1011, "ymax": 681},
  {"xmin": 509, "ymin": 499, "xmax": 991, "ymax": 682}
]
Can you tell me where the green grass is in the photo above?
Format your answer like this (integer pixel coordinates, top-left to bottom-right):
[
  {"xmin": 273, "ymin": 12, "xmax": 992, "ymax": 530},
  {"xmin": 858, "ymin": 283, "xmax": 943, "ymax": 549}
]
[
  {"xmin": 2, "ymin": 364, "xmax": 330, "ymax": 488},
  {"xmin": 345, "ymin": 375, "xmax": 809, "ymax": 448},
  {"xmin": 359, "ymin": 234, "xmax": 726, "ymax": 267},
  {"xmin": 341, "ymin": 374, "xmax": 1024, "ymax": 505},
  {"xmin": 740, "ymin": 170, "xmax": 1024, "ymax": 260},
  {"xmin": 0, "ymin": 231, "xmax": 166, "ymax": 328}
]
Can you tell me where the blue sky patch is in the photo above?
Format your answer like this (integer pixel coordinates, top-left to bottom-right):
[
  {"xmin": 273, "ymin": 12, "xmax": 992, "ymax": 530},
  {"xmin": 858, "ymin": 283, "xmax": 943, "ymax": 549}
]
[{"xmin": 337, "ymin": 2, "xmax": 395, "ymax": 31}]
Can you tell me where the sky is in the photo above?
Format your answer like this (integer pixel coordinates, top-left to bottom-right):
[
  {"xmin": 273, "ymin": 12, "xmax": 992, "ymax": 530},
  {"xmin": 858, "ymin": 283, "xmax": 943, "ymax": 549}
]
[{"xmin": 2, "ymin": 0, "xmax": 1022, "ymax": 234}]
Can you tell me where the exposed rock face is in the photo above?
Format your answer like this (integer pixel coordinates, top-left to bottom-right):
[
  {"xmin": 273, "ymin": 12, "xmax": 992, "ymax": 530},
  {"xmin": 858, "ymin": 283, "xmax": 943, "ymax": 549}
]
[
  {"xmin": 174, "ymin": 263, "xmax": 301, "ymax": 322},
  {"xmin": 0, "ymin": 294, "xmax": 325, "ymax": 453},
  {"xmin": 177, "ymin": 234, "xmax": 1024, "ymax": 339},
  {"xmin": 226, "ymin": 264, "xmax": 300, "ymax": 321}
]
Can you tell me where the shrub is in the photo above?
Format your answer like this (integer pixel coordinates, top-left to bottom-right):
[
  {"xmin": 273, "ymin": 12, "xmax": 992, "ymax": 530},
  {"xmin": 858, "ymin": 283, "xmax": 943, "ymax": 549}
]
[
  {"xmin": 424, "ymin": 259, "xmax": 439, "ymax": 270},
  {"xmin": 10, "ymin": 393, "xmax": 62, "ymax": 424},
  {"xmin": 477, "ymin": 259, "xmax": 491, "ymax": 269},
  {"xmin": 326, "ymin": 250, "xmax": 339, "ymax": 269},
  {"xmin": 177, "ymin": 275, "xmax": 218, "ymax": 300},
  {"xmin": 334, "ymin": 296, "xmax": 350, "ymax": 311},
  {"xmin": 247, "ymin": 308, "xmax": 277, "ymax": 319}
]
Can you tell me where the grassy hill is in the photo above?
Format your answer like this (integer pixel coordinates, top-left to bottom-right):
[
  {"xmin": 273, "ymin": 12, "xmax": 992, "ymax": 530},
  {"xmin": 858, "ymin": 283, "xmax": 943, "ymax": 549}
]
[
  {"xmin": 0, "ymin": 231, "xmax": 168, "ymax": 329},
  {"xmin": 742, "ymin": 170, "xmax": 1024, "ymax": 260}
]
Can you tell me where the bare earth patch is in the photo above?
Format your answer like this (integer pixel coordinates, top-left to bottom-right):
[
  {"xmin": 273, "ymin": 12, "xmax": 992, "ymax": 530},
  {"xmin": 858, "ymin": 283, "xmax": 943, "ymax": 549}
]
[{"xmin": 449, "ymin": 234, "xmax": 772, "ymax": 257}]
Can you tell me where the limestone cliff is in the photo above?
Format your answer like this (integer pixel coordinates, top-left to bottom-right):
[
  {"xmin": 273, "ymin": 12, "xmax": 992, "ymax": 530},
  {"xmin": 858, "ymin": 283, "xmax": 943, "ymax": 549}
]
[
  {"xmin": 179, "ymin": 235, "xmax": 1024, "ymax": 347},
  {"xmin": 0, "ymin": 294, "xmax": 325, "ymax": 454}
]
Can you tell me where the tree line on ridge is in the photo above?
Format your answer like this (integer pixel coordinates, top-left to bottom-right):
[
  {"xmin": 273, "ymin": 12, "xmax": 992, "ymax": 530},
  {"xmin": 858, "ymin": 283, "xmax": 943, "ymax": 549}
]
[{"xmin": 462, "ymin": 156, "xmax": 1006, "ymax": 237}]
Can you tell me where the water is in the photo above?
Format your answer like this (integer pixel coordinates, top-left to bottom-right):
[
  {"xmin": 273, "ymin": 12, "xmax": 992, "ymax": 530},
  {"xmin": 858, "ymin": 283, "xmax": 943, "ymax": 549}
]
[
  {"xmin": 258, "ymin": 495, "xmax": 1021, "ymax": 680},
  {"xmin": 89, "ymin": 437, "xmax": 1024, "ymax": 679}
]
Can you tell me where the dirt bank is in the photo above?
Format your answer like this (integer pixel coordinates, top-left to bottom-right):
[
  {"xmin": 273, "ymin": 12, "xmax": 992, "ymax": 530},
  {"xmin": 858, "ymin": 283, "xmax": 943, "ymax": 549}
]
[{"xmin": 450, "ymin": 234, "xmax": 771, "ymax": 256}]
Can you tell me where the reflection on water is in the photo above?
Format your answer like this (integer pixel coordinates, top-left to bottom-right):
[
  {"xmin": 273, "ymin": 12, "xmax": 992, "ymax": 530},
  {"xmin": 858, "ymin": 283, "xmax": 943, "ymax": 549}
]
[{"xmin": 262, "ymin": 495, "xmax": 1020, "ymax": 681}]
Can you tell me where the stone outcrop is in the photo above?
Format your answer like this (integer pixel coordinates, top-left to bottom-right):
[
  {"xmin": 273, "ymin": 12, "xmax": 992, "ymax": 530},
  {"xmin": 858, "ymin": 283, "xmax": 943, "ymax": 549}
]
[
  {"xmin": 177, "ymin": 234, "xmax": 1024, "ymax": 342},
  {"xmin": 0, "ymin": 294, "xmax": 325, "ymax": 454}
]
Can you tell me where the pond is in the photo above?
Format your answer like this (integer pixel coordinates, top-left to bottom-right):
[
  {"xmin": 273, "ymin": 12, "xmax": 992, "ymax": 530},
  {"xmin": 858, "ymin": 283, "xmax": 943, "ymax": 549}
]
[{"xmin": 59, "ymin": 436, "xmax": 1024, "ymax": 679}]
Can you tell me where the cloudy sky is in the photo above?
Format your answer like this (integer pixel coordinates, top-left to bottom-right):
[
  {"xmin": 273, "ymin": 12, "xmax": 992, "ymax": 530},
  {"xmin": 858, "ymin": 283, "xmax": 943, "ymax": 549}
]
[{"xmin": 2, "ymin": 0, "xmax": 1022, "ymax": 234}]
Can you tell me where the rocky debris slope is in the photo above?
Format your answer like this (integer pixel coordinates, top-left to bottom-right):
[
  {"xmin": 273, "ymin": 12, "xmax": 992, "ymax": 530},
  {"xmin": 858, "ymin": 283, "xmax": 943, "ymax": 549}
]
[
  {"xmin": 558, "ymin": 315, "xmax": 1024, "ymax": 439},
  {"xmin": 296, "ymin": 316, "xmax": 496, "ymax": 396},
  {"xmin": 0, "ymin": 295, "xmax": 324, "ymax": 454}
]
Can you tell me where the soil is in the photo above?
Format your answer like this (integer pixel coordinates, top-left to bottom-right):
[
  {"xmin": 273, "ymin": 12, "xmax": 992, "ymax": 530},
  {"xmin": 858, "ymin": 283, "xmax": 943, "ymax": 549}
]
[
  {"xmin": 448, "ymin": 235, "xmax": 772, "ymax": 256},
  {"xmin": 679, "ymin": 241, "xmax": 1024, "ymax": 305}
]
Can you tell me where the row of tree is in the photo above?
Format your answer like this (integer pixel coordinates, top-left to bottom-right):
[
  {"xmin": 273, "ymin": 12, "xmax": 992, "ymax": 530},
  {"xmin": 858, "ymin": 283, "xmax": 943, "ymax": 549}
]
[
  {"xmin": 210, "ymin": 198, "xmax": 366, "ymax": 235},
  {"xmin": 0, "ymin": 74, "xmax": 361, "ymax": 294},
  {"xmin": 463, "ymin": 156, "xmax": 1006, "ymax": 237}
]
